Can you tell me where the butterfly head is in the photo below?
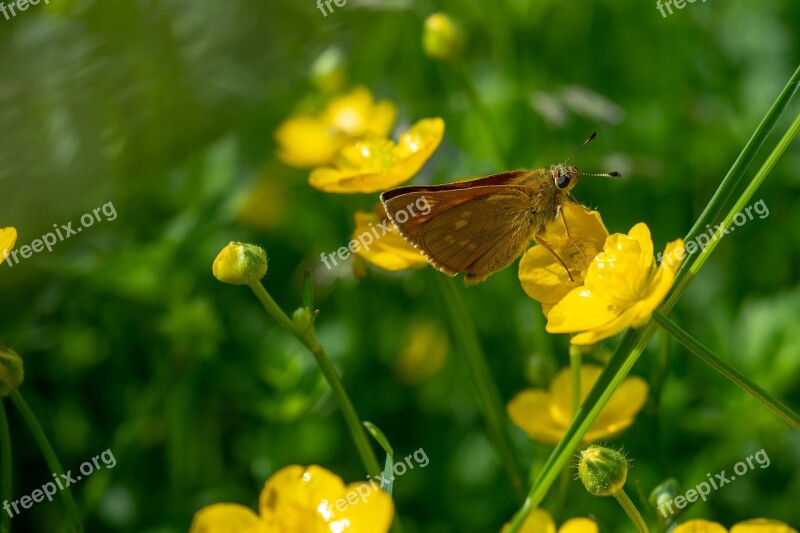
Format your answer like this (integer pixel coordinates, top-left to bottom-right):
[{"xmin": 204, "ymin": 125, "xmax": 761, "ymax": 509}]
[{"xmin": 551, "ymin": 164, "xmax": 579, "ymax": 193}]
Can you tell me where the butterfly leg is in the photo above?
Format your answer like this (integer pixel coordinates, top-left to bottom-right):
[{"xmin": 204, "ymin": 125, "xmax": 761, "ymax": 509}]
[
  {"xmin": 534, "ymin": 235, "xmax": 574, "ymax": 282},
  {"xmin": 557, "ymin": 204, "xmax": 587, "ymax": 260}
]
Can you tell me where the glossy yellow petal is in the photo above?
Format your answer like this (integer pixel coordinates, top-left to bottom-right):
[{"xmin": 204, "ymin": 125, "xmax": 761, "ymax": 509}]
[
  {"xmin": 507, "ymin": 389, "xmax": 566, "ymax": 445},
  {"xmin": 567, "ymin": 304, "xmax": 641, "ymax": 346},
  {"xmin": 309, "ymin": 118, "xmax": 444, "ymax": 193},
  {"xmin": 558, "ymin": 517, "xmax": 599, "ymax": 533},
  {"xmin": 189, "ymin": 503, "xmax": 267, "ymax": 533},
  {"xmin": 334, "ymin": 481, "xmax": 394, "ymax": 532},
  {"xmin": 673, "ymin": 520, "xmax": 728, "ymax": 533},
  {"xmin": 545, "ymin": 286, "xmax": 617, "ymax": 334},
  {"xmin": 501, "ymin": 508, "xmax": 557, "ymax": 533},
  {"xmin": 585, "ymin": 230, "xmax": 651, "ymax": 306},
  {"xmin": 259, "ymin": 465, "xmax": 346, "ymax": 530},
  {"xmin": 519, "ymin": 204, "xmax": 608, "ymax": 306},
  {"xmin": 1, "ymin": 227, "xmax": 16, "ymax": 263},
  {"xmin": 351, "ymin": 211, "xmax": 427, "ymax": 271},
  {"xmin": 275, "ymin": 115, "xmax": 344, "ymax": 168},
  {"xmin": 731, "ymin": 519, "xmax": 799, "ymax": 533}
]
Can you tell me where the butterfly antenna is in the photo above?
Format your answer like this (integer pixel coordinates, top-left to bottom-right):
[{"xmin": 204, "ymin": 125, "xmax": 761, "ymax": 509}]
[
  {"xmin": 563, "ymin": 132, "xmax": 597, "ymax": 164},
  {"xmin": 580, "ymin": 171, "xmax": 622, "ymax": 178}
]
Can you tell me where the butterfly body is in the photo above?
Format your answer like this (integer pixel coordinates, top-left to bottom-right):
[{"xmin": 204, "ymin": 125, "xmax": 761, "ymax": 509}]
[{"xmin": 381, "ymin": 163, "xmax": 580, "ymax": 285}]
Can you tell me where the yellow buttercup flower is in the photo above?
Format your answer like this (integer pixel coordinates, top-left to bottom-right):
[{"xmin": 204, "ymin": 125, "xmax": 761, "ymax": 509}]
[
  {"xmin": 502, "ymin": 508, "xmax": 598, "ymax": 533},
  {"xmin": 674, "ymin": 519, "xmax": 797, "ymax": 533},
  {"xmin": 546, "ymin": 223, "xmax": 685, "ymax": 345},
  {"xmin": 1, "ymin": 227, "xmax": 17, "ymax": 264},
  {"xmin": 507, "ymin": 364, "xmax": 648, "ymax": 444},
  {"xmin": 518, "ymin": 203, "xmax": 608, "ymax": 314},
  {"xmin": 350, "ymin": 208, "xmax": 428, "ymax": 272},
  {"xmin": 190, "ymin": 465, "xmax": 394, "ymax": 533},
  {"xmin": 309, "ymin": 118, "xmax": 444, "ymax": 193},
  {"xmin": 275, "ymin": 86, "xmax": 397, "ymax": 168}
]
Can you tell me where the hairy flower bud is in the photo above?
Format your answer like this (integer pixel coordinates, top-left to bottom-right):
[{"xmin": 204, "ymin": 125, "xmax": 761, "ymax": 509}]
[
  {"xmin": 212, "ymin": 242, "xmax": 267, "ymax": 285},
  {"xmin": 579, "ymin": 445, "xmax": 628, "ymax": 497}
]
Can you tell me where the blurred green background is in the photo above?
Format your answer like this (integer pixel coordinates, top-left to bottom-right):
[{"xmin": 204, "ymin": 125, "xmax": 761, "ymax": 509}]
[{"xmin": 1, "ymin": 0, "xmax": 799, "ymax": 531}]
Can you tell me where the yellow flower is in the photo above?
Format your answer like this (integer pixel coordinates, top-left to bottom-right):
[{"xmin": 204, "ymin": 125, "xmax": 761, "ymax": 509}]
[
  {"xmin": 1, "ymin": 227, "xmax": 17, "ymax": 264},
  {"xmin": 275, "ymin": 86, "xmax": 397, "ymax": 168},
  {"xmin": 546, "ymin": 223, "xmax": 685, "ymax": 345},
  {"xmin": 507, "ymin": 364, "xmax": 648, "ymax": 445},
  {"xmin": 423, "ymin": 12, "xmax": 464, "ymax": 61},
  {"xmin": 393, "ymin": 322, "xmax": 449, "ymax": 384},
  {"xmin": 518, "ymin": 203, "xmax": 608, "ymax": 314},
  {"xmin": 350, "ymin": 208, "xmax": 427, "ymax": 271},
  {"xmin": 308, "ymin": 118, "xmax": 444, "ymax": 193},
  {"xmin": 502, "ymin": 508, "xmax": 598, "ymax": 533},
  {"xmin": 674, "ymin": 519, "xmax": 798, "ymax": 533},
  {"xmin": 190, "ymin": 465, "xmax": 394, "ymax": 533}
]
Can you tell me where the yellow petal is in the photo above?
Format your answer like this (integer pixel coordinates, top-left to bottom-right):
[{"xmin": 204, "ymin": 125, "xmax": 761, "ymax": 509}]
[
  {"xmin": 334, "ymin": 481, "xmax": 394, "ymax": 532},
  {"xmin": 259, "ymin": 465, "xmax": 346, "ymax": 529},
  {"xmin": 351, "ymin": 211, "xmax": 427, "ymax": 271},
  {"xmin": 501, "ymin": 508, "xmax": 557, "ymax": 533},
  {"xmin": 323, "ymin": 86, "xmax": 396, "ymax": 138},
  {"xmin": 584, "ymin": 230, "xmax": 650, "ymax": 306},
  {"xmin": 731, "ymin": 519, "xmax": 799, "ymax": 533},
  {"xmin": 308, "ymin": 118, "xmax": 444, "ymax": 193},
  {"xmin": 673, "ymin": 520, "xmax": 728, "ymax": 533},
  {"xmin": 1, "ymin": 227, "xmax": 17, "ymax": 263},
  {"xmin": 275, "ymin": 115, "xmax": 343, "ymax": 168},
  {"xmin": 568, "ymin": 304, "xmax": 642, "ymax": 346},
  {"xmin": 545, "ymin": 286, "xmax": 617, "ymax": 334},
  {"xmin": 519, "ymin": 204, "xmax": 608, "ymax": 306},
  {"xmin": 507, "ymin": 389, "xmax": 566, "ymax": 445},
  {"xmin": 366, "ymin": 100, "xmax": 398, "ymax": 138},
  {"xmin": 190, "ymin": 503, "xmax": 267, "ymax": 533},
  {"xmin": 636, "ymin": 238, "xmax": 685, "ymax": 321},
  {"xmin": 558, "ymin": 517, "xmax": 599, "ymax": 533}
]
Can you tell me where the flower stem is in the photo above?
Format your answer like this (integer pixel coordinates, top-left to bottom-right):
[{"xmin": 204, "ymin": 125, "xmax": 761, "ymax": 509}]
[
  {"xmin": 569, "ymin": 346, "xmax": 582, "ymax": 417},
  {"xmin": 434, "ymin": 275, "xmax": 524, "ymax": 500},
  {"xmin": 614, "ymin": 489, "xmax": 649, "ymax": 533},
  {"xmin": 505, "ymin": 64, "xmax": 800, "ymax": 532},
  {"xmin": 653, "ymin": 311, "xmax": 800, "ymax": 429},
  {"xmin": 10, "ymin": 391, "xmax": 82, "ymax": 532},
  {"xmin": 247, "ymin": 281, "xmax": 381, "ymax": 476},
  {"xmin": 0, "ymin": 400, "xmax": 12, "ymax": 533}
]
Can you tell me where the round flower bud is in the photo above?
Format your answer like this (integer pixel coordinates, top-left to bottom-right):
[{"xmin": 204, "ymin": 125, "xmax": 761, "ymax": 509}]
[
  {"xmin": 310, "ymin": 48, "xmax": 347, "ymax": 94},
  {"xmin": 0, "ymin": 348, "xmax": 24, "ymax": 396},
  {"xmin": 579, "ymin": 445, "xmax": 628, "ymax": 497},
  {"xmin": 423, "ymin": 13, "xmax": 464, "ymax": 61},
  {"xmin": 212, "ymin": 242, "xmax": 267, "ymax": 285}
]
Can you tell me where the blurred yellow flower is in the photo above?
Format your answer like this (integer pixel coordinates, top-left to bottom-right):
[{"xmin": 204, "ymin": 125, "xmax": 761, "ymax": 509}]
[
  {"xmin": 275, "ymin": 86, "xmax": 397, "ymax": 168},
  {"xmin": 190, "ymin": 465, "xmax": 394, "ymax": 533},
  {"xmin": 309, "ymin": 117, "xmax": 444, "ymax": 193},
  {"xmin": 501, "ymin": 508, "xmax": 598, "ymax": 533},
  {"xmin": 1, "ymin": 227, "xmax": 17, "ymax": 264},
  {"xmin": 546, "ymin": 223, "xmax": 684, "ymax": 345},
  {"xmin": 393, "ymin": 322, "xmax": 449, "ymax": 384},
  {"xmin": 350, "ymin": 208, "xmax": 427, "ymax": 271},
  {"xmin": 507, "ymin": 364, "xmax": 648, "ymax": 445},
  {"xmin": 519, "ymin": 203, "xmax": 608, "ymax": 314},
  {"xmin": 674, "ymin": 519, "xmax": 797, "ymax": 533}
]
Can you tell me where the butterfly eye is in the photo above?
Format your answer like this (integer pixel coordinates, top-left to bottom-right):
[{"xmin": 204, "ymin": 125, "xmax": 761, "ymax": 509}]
[{"xmin": 556, "ymin": 173, "xmax": 570, "ymax": 189}]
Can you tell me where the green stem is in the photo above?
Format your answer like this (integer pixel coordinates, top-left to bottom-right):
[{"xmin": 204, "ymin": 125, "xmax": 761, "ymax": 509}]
[
  {"xmin": 653, "ymin": 311, "xmax": 800, "ymax": 429},
  {"xmin": 247, "ymin": 282, "xmax": 381, "ymax": 476},
  {"xmin": 505, "ymin": 65, "xmax": 800, "ymax": 532},
  {"xmin": 0, "ymin": 400, "xmax": 11, "ymax": 533},
  {"xmin": 456, "ymin": 62, "xmax": 507, "ymax": 167},
  {"xmin": 10, "ymin": 391, "xmax": 82, "ymax": 532},
  {"xmin": 434, "ymin": 275, "xmax": 524, "ymax": 499},
  {"xmin": 614, "ymin": 489, "xmax": 649, "ymax": 533}
]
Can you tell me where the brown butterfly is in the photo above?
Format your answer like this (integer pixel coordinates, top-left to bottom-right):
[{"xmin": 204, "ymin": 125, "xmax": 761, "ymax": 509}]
[{"xmin": 380, "ymin": 133, "xmax": 619, "ymax": 285}]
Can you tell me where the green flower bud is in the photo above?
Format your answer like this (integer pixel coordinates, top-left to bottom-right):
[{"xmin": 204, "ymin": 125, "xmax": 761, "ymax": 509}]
[
  {"xmin": 0, "ymin": 347, "xmax": 24, "ymax": 396},
  {"xmin": 212, "ymin": 242, "xmax": 267, "ymax": 285},
  {"xmin": 310, "ymin": 48, "xmax": 347, "ymax": 94},
  {"xmin": 579, "ymin": 445, "xmax": 628, "ymax": 496},
  {"xmin": 422, "ymin": 13, "xmax": 464, "ymax": 61},
  {"xmin": 292, "ymin": 307, "xmax": 314, "ymax": 332}
]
